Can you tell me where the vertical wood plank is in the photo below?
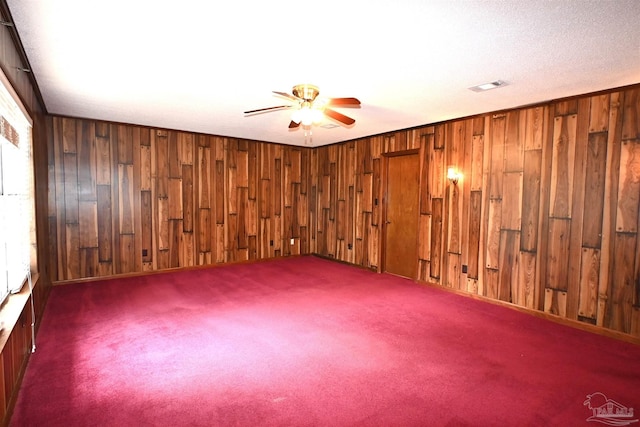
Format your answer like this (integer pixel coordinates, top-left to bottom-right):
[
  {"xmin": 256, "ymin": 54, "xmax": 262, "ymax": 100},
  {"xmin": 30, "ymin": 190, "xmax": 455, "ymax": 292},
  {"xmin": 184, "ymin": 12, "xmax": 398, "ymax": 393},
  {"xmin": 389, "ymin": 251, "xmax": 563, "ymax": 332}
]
[
  {"xmin": 597, "ymin": 92, "xmax": 623, "ymax": 327},
  {"xmin": 65, "ymin": 223, "xmax": 80, "ymax": 278},
  {"xmin": 621, "ymin": 87, "xmax": 639, "ymax": 140},
  {"xmin": 183, "ymin": 165, "xmax": 193, "ymax": 232},
  {"xmin": 498, "ymin": 230, "xmax": 520, "ymax": 302},
  {"xmin": 589, "ymin": 94, "xmax": 610, "ymax": 133},
  {"xmin": 118, "ymin": 164, "xmax": 134, "ymax": 234},
  {"xmin": 274, "ymin": 157, "xmax": 282, "ymax": 216},
  {"xmin": 420, "ymin": 134, "xmax": 432, "ymax": 215},
  {"xmin": 63, "ymin": 153, "xmax": 79, "ymax": 223},
  {"xmin": 95, "ymin": 133, "xmax": 111, "ymax": 186},
  {"xmin": 215, "ymin": 160, "xmax": 224, "ymax": 224},
  {"xmin": 447, "ymin": 184, "xmax": 461, "ymax": 254},
  {"xmin": 467, "ymin": 191, "xmax": 481, "ymax": 279},
  {"xmin": 168, "ymin": 131, "xmax": 180, "ymax": 178},
  {"xmin": 77, "ymin": 121, "xmax": 96, "ymax": 201},
  {"xmin": 418, "ymin": 214, "xmax": 431, "ymax": 261},
  {"xmin": 485, "ymin": 199, "xmax": 501, "ymax": 269},
  {"xmin": 607, "ymin": 233, "xmax": 635, "ymax": 333},
  {"xmin": 521, "ymin": 150, "xmax": 541, "ymax": 251},
  {"xmin": 616, "ymin": 139, "xmax": 640, "ymax": 232},
  {"xmin": 61, "ymin": 118, "xmax": 77, "ymax": 154},
  {"xmin": 524, "ymin": 107, "xmax": 545, "ymax": 151},
  {"xmin": 96, "ymin": 185, "xmax": 112, "ymax": 262},
  {"xmin": 157, "ymin": 197, "xmax": 169, "ymax": 251},
  {"xmin": 470, "ymin": 135, "xmax": 484, "ymax": 191},
  {"xmin": 198, "ymin": 146, "xmax": 210, "ymax": 209},
  {"xmin": 517, "ymin": 250, "xmax": 537, "ymax": 309},
  {"xmin": 582, "ymin": 132, "xmax": 607, "ymax": 247},
  {"xmin": 118, "ymin": 233, "xmax": 135, "ymax": 274},
  {"xmin": 141, "ymin": 190, "xmax": 152, "ymax": 263},
  {"xmin": 430, "ymin": 198, "xmax": 443, "ymax": 279},
  {"xmin": 430, "ymin": 147, "xmax": 445, "ymax": 199},
  {"xmin": 578, "ymin": 248, "xmax": 600, "ymax": 320},
  {"xmin": 544, "ymin": 288, "xmax": 568, "ymax": 317},
  {"xmin": 156, "ymin": 131, "xmax": 169, "ymax": 198},
  {"xmin": 78, "ymin": 201, "xmax": 98, "ymax": 248},
  {"xmin": 140, "ymin": 145, "xmax": 151, "ymax": 191},
  {"xmin": 549, "ymin": 114, "xmax": 577, "ymax": 218},
  {"xmin": 501, "ymin": 172, "xmax": 523, "ymax": 231},
  {"xmin": 117, "ymin": 125, "xmax": 134, "ymax": 165},
  {"xmin": 504, "ymin": 111, "xmax": 523, "ymax": 172},
  {"xmin": 546, "ymin": 218, "xmax": 571, "ymax": 291},
  {"xmin": 489, "ymin": 115, "xmax": 505, "ymax": 200}
]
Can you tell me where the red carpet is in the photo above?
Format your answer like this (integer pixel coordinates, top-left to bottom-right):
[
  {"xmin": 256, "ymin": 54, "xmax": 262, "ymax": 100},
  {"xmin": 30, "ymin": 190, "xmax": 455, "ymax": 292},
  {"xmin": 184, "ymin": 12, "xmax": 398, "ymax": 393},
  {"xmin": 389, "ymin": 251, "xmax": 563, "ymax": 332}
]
[{"xmin": 11, "ymin": 256, "xmax": 640, "ymax": 426}]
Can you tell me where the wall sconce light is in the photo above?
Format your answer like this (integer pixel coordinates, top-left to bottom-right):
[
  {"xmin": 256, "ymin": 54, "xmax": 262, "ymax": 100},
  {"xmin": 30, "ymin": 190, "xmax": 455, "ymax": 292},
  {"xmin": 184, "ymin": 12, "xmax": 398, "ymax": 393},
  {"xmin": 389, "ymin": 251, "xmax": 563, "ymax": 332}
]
[{"xmin": 447, "ymin": 167, "xmax": 461, "ymax": 185}]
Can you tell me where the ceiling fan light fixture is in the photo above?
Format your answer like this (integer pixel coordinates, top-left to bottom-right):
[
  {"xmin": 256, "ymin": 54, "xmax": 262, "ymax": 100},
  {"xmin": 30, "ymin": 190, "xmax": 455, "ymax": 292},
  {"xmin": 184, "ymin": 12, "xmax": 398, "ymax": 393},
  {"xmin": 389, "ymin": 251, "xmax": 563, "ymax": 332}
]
[
  {"xmin": 246, "ymin": 84, "xmax": 359, "ymax": 131},
  {"xmin": 298, "ymin": 107, "xmax": 323, "ymax": 126},
  {"xmin": 292, "ymin": 101, "xmax": 323, "ymax": 126}
]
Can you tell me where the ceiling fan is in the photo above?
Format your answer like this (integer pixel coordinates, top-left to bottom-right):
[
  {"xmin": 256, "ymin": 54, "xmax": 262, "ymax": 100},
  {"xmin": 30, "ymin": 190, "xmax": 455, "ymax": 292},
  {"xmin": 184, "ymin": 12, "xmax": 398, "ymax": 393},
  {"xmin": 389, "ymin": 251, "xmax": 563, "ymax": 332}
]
[{"xmin": 244, "ymin": 84, "xmax": 361, "ymax": 129}]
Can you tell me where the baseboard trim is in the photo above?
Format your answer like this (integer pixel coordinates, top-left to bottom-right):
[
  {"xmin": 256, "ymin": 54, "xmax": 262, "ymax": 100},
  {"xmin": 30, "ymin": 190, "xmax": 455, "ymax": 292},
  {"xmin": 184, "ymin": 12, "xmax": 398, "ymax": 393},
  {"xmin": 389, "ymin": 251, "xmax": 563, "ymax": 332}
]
[
  {"xmin": 52, "ymin": 254, "xmax": 309, "ymax": 287},
  {"xmin": 416, "ymin": 278, "xmax": 640, "ymax": 346}
]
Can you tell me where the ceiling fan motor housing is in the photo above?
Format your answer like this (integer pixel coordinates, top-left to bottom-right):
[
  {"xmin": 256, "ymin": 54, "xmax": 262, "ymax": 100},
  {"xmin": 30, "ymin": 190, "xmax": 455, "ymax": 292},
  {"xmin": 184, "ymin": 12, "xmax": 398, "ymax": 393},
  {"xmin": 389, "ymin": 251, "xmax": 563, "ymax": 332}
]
[{"xmin": 292, "ymin": 84, "xmax": 320, "ymax": 102}]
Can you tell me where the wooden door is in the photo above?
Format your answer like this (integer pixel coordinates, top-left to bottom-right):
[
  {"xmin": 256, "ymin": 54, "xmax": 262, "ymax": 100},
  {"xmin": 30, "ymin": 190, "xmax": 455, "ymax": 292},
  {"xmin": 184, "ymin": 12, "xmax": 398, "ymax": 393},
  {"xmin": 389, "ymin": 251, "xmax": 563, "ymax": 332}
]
[{"xmin": 384, "ymin": 153, "xmax": 419, "ymax": 278}]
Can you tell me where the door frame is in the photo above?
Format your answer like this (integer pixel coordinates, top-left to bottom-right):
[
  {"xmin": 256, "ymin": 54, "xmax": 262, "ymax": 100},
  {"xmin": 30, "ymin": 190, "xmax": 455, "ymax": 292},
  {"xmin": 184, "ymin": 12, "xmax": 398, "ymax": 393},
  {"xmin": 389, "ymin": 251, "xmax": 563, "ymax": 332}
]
[{"xmin": 380, "ymin": 149, "xmax": 420, "ymax": 277}]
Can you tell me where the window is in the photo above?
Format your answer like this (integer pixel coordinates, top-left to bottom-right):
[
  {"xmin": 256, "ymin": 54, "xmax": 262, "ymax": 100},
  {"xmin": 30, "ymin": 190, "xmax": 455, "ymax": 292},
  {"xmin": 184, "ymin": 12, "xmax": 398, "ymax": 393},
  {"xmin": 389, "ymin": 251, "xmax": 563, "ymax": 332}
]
[{"xmin": 0, "ymin": 69, "xmax": 34, "ymax": 305}]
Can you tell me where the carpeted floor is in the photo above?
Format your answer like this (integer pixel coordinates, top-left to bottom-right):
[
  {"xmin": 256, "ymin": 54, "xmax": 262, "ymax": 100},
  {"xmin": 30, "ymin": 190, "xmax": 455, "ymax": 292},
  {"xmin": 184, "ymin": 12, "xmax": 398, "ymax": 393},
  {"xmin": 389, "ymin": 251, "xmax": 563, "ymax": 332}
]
[{"xmin": 10, "ymin": 256, "xmax": 640, "ymax": 426}]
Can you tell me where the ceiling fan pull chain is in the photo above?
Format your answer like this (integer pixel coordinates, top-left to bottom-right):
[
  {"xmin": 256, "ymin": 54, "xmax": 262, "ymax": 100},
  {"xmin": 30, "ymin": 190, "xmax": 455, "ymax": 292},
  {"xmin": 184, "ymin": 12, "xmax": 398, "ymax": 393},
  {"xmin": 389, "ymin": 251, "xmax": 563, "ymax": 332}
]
[{"xmin": 304, "ymin": 128, "xmax": 313, "ymax": 146}]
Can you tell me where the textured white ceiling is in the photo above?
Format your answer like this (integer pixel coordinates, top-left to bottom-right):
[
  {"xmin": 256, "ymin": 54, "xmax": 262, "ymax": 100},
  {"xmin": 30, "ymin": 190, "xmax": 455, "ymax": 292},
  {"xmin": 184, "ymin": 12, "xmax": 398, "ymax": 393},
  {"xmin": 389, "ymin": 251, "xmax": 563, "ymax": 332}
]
[{"xmin": 5, "ymin": 0, "xmax": 640, "ymax": 147}]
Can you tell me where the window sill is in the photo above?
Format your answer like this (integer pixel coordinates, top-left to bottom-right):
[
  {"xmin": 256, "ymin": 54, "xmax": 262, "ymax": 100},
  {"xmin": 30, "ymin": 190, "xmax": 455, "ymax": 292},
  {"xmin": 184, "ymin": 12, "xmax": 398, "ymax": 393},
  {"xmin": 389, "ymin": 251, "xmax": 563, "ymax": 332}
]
[{"xmin": 0, "ymin": 272, "xmax": 38, "ymax": 352}]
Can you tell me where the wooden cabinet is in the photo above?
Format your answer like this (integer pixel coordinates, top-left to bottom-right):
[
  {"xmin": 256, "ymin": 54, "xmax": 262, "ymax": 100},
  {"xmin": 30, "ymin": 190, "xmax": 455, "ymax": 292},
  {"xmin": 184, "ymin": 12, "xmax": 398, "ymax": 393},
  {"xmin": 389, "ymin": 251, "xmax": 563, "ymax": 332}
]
[{"xmin": 0, "ymin": 290, "xmax": 36, "ymax": 426}]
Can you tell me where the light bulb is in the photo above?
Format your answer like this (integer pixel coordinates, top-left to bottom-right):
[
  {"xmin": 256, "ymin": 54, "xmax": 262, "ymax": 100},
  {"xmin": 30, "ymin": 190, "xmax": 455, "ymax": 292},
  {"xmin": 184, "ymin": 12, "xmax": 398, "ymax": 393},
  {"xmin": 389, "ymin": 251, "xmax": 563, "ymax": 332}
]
[
  {"xmin": 447, "ymin": 167, "xmax": 460, "ymax": 185},
  {"xmin": 299, "ymin": 106, "xmax": 313, "ymax": 126}
]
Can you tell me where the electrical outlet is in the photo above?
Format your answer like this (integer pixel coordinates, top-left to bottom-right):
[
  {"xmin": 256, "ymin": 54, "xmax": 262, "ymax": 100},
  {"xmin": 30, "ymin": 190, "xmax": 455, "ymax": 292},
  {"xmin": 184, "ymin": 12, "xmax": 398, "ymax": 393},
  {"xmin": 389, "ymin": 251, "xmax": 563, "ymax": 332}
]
[
  {"xmin": 462, "ymin": 265, "xmax": 468, "ymax": 274},
  {"xmin": 348, "ymin": 243, "xmax": 352, "ymax": 250},
  {"xmin": 290, "ymin": 238, "xmax": 294, "ymax": 245}
]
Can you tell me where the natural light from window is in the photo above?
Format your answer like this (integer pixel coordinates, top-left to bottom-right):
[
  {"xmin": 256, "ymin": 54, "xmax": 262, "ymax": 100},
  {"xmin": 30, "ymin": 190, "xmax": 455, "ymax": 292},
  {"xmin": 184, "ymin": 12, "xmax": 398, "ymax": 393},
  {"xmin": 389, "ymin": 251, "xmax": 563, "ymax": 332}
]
[{"xmin": 0, "ymin": 69, "xmax": 34, "ymax": 305}]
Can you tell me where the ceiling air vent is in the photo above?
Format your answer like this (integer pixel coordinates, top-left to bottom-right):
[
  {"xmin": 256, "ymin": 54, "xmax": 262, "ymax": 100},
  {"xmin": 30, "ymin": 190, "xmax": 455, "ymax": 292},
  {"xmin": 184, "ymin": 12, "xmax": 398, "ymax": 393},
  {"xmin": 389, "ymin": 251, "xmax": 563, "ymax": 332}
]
[
  {"xmin": 320, "ymin": 123, "xmax": 340, "ymax": 129},
  {"xmin": 469, "ymin": 80, "xmax": 507, "ymax": 92}
]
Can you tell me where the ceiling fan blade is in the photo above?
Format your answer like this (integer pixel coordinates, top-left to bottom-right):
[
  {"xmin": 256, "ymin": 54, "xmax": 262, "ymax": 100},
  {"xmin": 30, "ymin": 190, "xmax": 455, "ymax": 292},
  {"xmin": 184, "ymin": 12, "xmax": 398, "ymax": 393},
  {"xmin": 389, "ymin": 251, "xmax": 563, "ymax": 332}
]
[
  {"xmin": 324, "ymin": 108, "xmax": 356, "ymax": 125},
  {"xmin": 326, "ymin": 97, "xmax": 361, "ymax": 106},
  {"xmin": 288, "ymin": 121, "xmax": 300, "ymax": 129},
  {"xmin": 273, "ymin": 91, "xmax": 301, "ymax": 101},
  {"xmin": 244, "ymin": 105, "xmax": 291, "ymax": 114}
]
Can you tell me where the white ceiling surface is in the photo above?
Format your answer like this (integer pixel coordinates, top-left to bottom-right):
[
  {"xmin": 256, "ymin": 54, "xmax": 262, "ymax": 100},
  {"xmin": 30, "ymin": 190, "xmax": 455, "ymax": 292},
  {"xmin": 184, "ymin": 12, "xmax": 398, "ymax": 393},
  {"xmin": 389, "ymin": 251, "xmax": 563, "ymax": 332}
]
[{"xmin": 6, "ymin": 1, "xmax": 640, "ymax": 147}]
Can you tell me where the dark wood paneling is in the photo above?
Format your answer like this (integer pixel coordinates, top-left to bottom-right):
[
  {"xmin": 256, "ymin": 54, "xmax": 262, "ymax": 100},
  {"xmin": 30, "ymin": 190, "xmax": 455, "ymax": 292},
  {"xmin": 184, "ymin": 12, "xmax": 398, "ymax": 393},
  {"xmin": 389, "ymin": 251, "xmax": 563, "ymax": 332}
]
[
  {"xmin": 48, "ymin": 118, "xmax": 312, "ymax": 278},
  {"xmin": 310, "ymin": 85, "xmax": 640, "ymax": 339}
]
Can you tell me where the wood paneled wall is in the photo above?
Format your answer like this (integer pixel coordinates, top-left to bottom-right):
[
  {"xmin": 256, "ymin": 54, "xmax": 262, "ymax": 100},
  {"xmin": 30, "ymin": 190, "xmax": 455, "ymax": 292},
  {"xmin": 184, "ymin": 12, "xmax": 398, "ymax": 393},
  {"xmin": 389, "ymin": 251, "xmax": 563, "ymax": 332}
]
[
  {"xmin": 47, "ymin": 118, "xmax": 311, "ymax": 280},
  {"xmin": 312, "ymin": 85, "xmax": 640, "ymax": 339},
  {"xmin": 310, "ymin": 132, "xmax": 422, "ymax": 265}
]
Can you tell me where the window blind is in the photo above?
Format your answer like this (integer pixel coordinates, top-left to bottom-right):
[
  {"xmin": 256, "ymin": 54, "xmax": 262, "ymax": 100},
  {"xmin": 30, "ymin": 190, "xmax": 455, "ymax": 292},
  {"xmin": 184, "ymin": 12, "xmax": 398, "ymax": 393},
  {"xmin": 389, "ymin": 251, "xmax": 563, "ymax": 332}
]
[{"xmin": 0, "ymin": 72, "xmax": 33, "ymax": 305}]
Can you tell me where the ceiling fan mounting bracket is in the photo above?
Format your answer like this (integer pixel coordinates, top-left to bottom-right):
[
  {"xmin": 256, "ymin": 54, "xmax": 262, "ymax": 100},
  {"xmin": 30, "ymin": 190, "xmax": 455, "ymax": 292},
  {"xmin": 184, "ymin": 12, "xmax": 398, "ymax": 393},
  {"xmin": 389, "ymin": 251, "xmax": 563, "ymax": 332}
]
[{"xmin": 292, "ymin": 84, "xmax": 320, "ymax": 102}]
